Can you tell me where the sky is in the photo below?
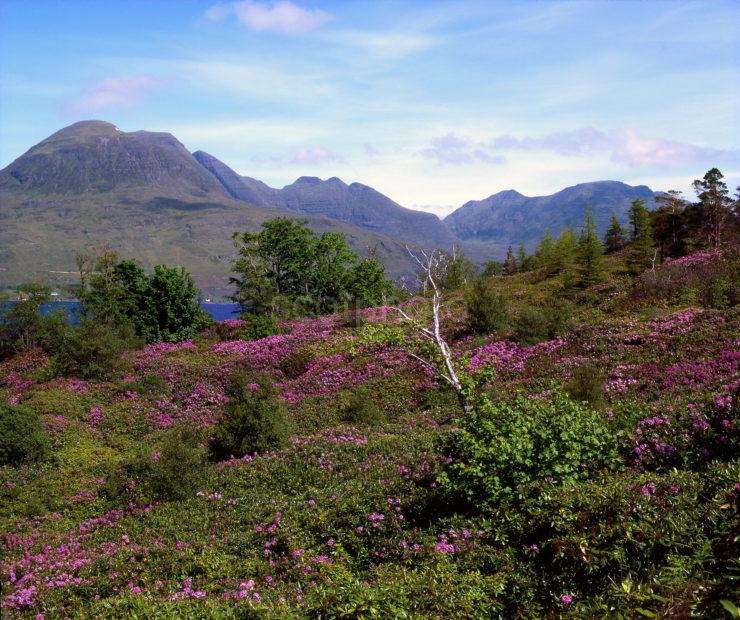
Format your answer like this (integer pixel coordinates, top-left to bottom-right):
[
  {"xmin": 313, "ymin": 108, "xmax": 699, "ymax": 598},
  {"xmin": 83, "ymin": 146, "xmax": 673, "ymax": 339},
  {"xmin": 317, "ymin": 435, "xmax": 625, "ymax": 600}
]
[{"xmin": 0, "ymin": 0, "xmax": 738, "ymax": 216}]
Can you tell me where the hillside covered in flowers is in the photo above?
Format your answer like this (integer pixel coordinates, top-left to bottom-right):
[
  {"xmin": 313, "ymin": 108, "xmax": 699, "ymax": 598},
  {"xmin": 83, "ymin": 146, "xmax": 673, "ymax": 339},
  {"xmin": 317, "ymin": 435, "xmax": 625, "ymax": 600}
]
[{"xmin": 1, "ymin": 246, "xmax": 739, "ymax": 619}]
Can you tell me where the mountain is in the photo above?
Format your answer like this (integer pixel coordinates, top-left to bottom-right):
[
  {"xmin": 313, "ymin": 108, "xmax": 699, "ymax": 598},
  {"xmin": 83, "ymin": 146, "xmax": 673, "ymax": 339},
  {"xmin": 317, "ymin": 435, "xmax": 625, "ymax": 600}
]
[
  {"xmin": 1, "ymin": 121, "xmax": 230, "ymax": 199},
  {"xmin": 0, "ymin": 122, "xmax": 434, "ymax": 296},
  {"xmin": 192, "ymin": 152, "xmax": 456, "ymax": 247},
  {"xmin": 444, "ymin": 181, "xmax": 659, "ymax": 247},
  {"xmin": 192, "ymin": 150, "xmax": 279, "ymax": 206}
]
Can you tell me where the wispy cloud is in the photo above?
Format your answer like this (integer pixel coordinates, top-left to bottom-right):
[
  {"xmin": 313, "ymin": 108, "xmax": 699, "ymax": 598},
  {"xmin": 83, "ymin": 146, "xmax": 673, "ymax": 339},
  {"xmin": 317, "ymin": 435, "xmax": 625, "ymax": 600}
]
[
  {"xmin": 326, "ymin": 30, "xmax": 436, "ymax": 59},
  {"xmin": 67, "ymin": 76, "xmax": 163, "ymax": 114},
  {"xmin": 205, "ymin": 1, "xmax": 330, "ymax": 34},
  {"xmin": 421, "ymin": 133, "xmax": 506, "ymax": 166},
  {"xmin": 491, "ymin": 127, "xmax": 735, "ymax": 167},
  {"xmin": 290, "ymin": 146, "xmax": 344, "ymax": 165}
]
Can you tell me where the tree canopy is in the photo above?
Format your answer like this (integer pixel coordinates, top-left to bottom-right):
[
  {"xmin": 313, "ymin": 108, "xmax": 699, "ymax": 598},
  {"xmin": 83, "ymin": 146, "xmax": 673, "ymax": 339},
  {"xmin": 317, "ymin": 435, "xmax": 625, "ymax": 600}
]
[{"xmin": 231, "ymin": 218, "xmax": 394, "ymax": 317}]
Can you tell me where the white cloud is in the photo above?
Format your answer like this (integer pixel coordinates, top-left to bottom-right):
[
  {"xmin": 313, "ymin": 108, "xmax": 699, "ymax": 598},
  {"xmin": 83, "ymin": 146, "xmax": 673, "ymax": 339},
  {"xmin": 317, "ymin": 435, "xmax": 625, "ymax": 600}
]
[
  {"xmin": 205, "ymin": 1, "xmax": 330, "ymax": 34},
  {"xmin": 326, "ymin": 30, "xmax": 436, "ymax": 59},
  {"xmin": 421, "ymin": 132, "xmax": 505, "ymax": 166},
  {"xmin": 290, "ymin": 146, "xmax": 344, "ymax": 164},
  {"xmin": 67, "ymin": 76, "xmax": 163, "ymax": 114},
  {"xmin": 490, "ymin": 127, "xmax": 736, "ymax": 168}
]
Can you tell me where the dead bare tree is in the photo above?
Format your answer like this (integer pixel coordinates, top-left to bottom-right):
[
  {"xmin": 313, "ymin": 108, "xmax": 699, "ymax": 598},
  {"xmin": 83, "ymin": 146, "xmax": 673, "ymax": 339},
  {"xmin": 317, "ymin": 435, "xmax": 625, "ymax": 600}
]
[{"xmin": 392, "ymin": 247, "xmax": 470, "ymax": 414}]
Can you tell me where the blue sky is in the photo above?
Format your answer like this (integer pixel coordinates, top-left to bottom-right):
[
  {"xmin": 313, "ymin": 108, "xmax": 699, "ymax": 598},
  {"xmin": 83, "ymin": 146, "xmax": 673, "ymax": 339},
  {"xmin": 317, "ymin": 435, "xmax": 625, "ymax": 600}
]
[{"xmin": 1, "ymin": 0, "xmax": 738, "ymax": 215}]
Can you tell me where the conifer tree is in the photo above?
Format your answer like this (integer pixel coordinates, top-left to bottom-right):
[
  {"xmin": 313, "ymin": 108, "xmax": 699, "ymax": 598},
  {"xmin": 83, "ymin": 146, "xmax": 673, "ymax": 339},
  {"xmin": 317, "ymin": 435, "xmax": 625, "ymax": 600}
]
[
  {"xmin": 534, "ymin": 230, "xmax": 555, "ymax": 272},
  {"xmin": 577, "ymin": 206, "xmax": 604, "ymax": 286},
  {"xmin": 692, "ymin": 167, "xmax": 732, "ymax": 249},
  {"xmin": 552, "ymin": 229, "xmax": 577, "ymax": 274},
  {"xmin": 627, "ymin": 205, "xmax": 655, "ymax": 275},
  {"xmin": 628, "ymin": 199, "xmax": 648, "ymax": 239},
  {"xmin": 503, "ymin": 246, "xmax": 518, "ymax": 275},
  {"xmin": 517, "ymin": 243, "xmax": 529, "ymax": 272},
  {"xmin": 552, "ymin": 228, "xmax": 578, "ymax": 290},
  {"xmin": 604, "ymin": 211, "xmax": 625, "ymax": 254}
]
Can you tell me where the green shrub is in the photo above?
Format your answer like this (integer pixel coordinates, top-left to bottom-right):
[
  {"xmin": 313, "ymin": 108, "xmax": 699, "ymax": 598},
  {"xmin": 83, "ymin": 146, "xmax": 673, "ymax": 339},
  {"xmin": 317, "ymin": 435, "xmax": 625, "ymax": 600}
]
[
  {"xmin": 465, "ymin": 278, "xmax": 509, "ymax": 335},
  {"xmin": 514, "ymin": 306, "xmax": 549, "ymax": 344},
  {"xmin": 339, "ymin": 385, "xmax": 386, "ymax": 427},
  {"xmin": 121, "ymin": 373, "xmax": 168, "ymax": 398},
  {"xmin": 0, "ymin": 403, "xmax": 52, "ymax": 467},
  {"xmin": 103, "ymin": 426, "xmax": 206, "ymax": 502},
  {"xmin": 279, "ymin": 347, "xmax": 314, "ymax": 379},
  {"xmin": 515, "ymin": 302, "xmax": 574, "ymax": 345},
  {"xmin": 209, "ymin": 370, "xmax": 292, "ymax": 460},
  {"xmin": 440, "ymin": 391, "xmax": 621, "ymax": 510},
  {"xmin": 47, "ymin": 319, "xmax": 142, "ymax": 379},
  {"xmin": 565, "ymin": 363, "xmax": 606, "ymax": 410},
  {"xmin": 238, "ymin": 314, "xmax": 283, "ymax": 341}
]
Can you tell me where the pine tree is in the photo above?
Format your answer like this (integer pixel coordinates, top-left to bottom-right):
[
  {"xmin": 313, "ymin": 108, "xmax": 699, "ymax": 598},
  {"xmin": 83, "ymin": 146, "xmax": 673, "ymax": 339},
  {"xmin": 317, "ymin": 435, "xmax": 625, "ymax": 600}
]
[
  {"xmin": 692, "ymin": 168, "xmax": 732, "ymax": 249},
  {"xmin": 652, "ymin": 190, "xmax": 687, "ymax": 260},
  {"xmin": 534, "ymin": 230, "xmax": 555, "ymax": 272},
  {"xmin": 517, "ymin": 243, "xmax": 529, "ymax": 272},
  {"xmin": 577, "ymin": 206, "xmax": 604, "ymax": 287},
  {"xmin": 552, "ymin": 229, "xmax": 577, "ymax": 273},
  {"xmin": 503, "ymin": 246, "xmax": 517, "ymax": 275},
  {"xmin": 628, "ymin": 199, "xmax": 648, "ymax": 240},
  {"xmin": 603, "ymin": 211, "xmax": 625, "ymax": 254},
  {"xmin": 627, "ymin": 206, "xmax": 655, "ymax": 275}
]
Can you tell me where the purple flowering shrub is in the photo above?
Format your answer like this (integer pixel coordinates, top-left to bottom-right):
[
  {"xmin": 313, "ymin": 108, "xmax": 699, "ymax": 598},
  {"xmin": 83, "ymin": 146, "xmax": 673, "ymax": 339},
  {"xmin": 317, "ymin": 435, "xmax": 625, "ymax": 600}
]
[{"xmin": 1, "ymin": 274, "xmax": 739, "ymax": 618}]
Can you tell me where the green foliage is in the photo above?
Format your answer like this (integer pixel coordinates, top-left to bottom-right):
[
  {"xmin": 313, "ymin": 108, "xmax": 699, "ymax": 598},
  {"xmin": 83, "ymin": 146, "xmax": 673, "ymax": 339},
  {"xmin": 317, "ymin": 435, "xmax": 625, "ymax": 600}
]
[
  {"xmin": 441, "ymin": 391, "xmax": 621, "ymax": 511},
  {"xmin": 122, "ymin": 373, "xmax": 168, "ymax": 399},
  {"xmin": 0, "ymin": 282, "xmax": 62, "ymax": 359},
  {"xmin": 604, "ymin": 211, "xmax": 626, "ymax": 254},
  {"xmin": 503, "ymin": 246, "xmax": 518, "ymax": 275},
  {"xmin": 231, "ymin": 218, "xmax": 393, "ymax": 317},
  {"xmin": 46, "ymin": 318, "xmax": 142, "ymax": 379},
  {"xmin": 238, "ymin": 314, "xmax": 283, "ymax": 341},
  {"xmin": 465, "ymin": 278, "xmax": 509, "ymax": 335},
  {"xmin": 514, "ymin": 301, "xmax": 573, "ymax": 345},
  {"xmin": 551, "ymin": 228, "xmax": 578, "ymax": 279},
  {"xmin": 534, "ymin": 230, "xmax": 555, "ymax": 270},
  {"xmin": 577, "ymin": 205, "xmax": 605, "ymax": 286},
  {"xmin": 564, "ymin": 363, "xmax": 606, "ymax": 410},
  {"xmin": 693, "ymin": 167, "xmax": 733, "ymax": 249},
  {"xmin": 338, "ymin": 385, "xmax": 387, "ymax": 427},
  {"xmin": 480, "ymin": 260, "xmax": 503, "ymax": 277},
  {"xmin": 627, "ymin": 199, "xmax": 655, "ymax": 275},
  {"xmin": 278, "ymin": 347, "xmax": 314, "ymax": 379},
  {"xmin": 353, "ymin": 321, "xmax": 406, "ymax": 353},
  {"xmin": 103, "ymin": 426, "xmax": 207, "ymax": 502},
  {"xmin": 209, "ymin": 370, "xmax": 293, "ymax": 460},
  {"xmin": 431, "ymin": 249, "xmax": 477, "ymax": 291},
  {"xmin": 515, "ymin": 306, "xmax": 549, "ymax": 344},
  {"xmin": 78, "ymin": 252, "xmax": 206, "ymax": 343},
  {"xmin": 347, "ymin": 251, "xmax": 395, "ymax": 307},
  {"xmin": 134, "ymin": 264, "xmax": 207, "ymax": 343},
  {"xmin": 0, "ymin": 403, "xmax": 52, "ymax": 467}
]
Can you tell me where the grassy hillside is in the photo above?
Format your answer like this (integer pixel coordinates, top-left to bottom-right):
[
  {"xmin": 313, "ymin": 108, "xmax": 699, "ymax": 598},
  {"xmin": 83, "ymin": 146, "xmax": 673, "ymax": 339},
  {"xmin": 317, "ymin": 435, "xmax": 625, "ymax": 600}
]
[
  {"xmin": 0, "ymin": 190, "xmax": 428, "ymax": 297},
  {"xmin": 1, "ymin": 250, "xmax": 738, "ymax": 618}
]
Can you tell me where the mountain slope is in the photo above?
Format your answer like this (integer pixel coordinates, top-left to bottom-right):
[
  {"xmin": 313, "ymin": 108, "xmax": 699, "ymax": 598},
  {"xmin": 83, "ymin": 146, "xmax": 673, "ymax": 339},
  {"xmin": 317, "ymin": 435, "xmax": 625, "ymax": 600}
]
[
  {"xmin": 445, "ymin": 181, "xmax": 658, "ymax": 247},
  {"xmin": 192, "ymin": 150, "xmax": 279, "ymax": 206},
  {"xmin": 0, "ymin": 121, "xmax": 230, "ymax": 199},
  {"xmin": 191, "ymin": 152, "xmax": 457, "ymax": 247},
  {"xmin": 0, "ymin": 122, "xmax": 431, "ymax": 295}
]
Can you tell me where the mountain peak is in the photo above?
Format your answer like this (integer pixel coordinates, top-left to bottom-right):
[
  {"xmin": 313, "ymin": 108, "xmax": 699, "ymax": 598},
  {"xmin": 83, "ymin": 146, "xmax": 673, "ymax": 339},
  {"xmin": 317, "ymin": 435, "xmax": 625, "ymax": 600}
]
[
  {"xmin": 445, "ymin": 180, "xmax": 658, "ymax": 245},
  {"xmin": 1, "ymin": 121, "xmax": 228, "ymax": 196}
]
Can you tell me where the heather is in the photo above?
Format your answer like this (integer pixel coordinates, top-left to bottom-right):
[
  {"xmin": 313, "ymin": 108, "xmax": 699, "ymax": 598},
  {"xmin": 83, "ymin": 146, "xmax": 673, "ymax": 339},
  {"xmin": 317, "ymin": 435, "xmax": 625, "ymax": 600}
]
[{"xmin": 1, "ymin": 249, "xmax": 739, "ymax": 618}]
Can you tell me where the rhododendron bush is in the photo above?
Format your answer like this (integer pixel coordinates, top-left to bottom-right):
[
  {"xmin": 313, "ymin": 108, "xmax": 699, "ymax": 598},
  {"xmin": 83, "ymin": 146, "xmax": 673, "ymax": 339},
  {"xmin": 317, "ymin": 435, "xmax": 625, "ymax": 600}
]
[{"xmin": 1, "ymin": 271, "xmax": 738, "ymax": 618}]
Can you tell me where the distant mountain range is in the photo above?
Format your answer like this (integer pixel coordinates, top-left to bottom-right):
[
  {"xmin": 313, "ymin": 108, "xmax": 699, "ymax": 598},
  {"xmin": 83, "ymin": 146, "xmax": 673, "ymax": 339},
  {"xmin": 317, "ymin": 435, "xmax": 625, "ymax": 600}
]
[
  {"xmin": 192, "ymin": 150, "xmax": 456, "ymax": 247},
  {"xmin": 444, "ymin": 182, "xmax": 658, "ymax": 247},
  {"xmin": 0, "ymin": 120, "xmax": 660, "ymax": 294}
]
